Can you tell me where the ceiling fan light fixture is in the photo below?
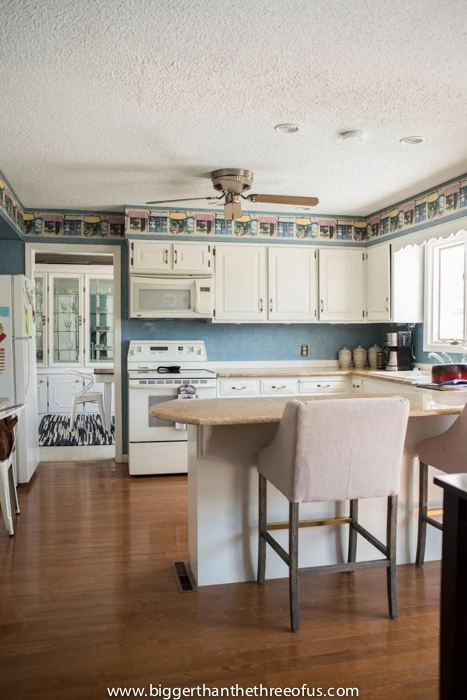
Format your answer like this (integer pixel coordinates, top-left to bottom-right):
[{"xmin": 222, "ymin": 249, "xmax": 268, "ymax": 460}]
[
  {"xmin": 400, "ymin": 135, "xmax": 425, "ymax": 145},
  {"xmin": 274, "ymin": 123, "xmax": 299, "ymax": 133}
]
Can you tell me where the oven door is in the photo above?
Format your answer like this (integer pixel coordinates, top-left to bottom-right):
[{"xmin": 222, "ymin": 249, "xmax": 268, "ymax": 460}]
[{"xmin": 129, "ymin": 382, "xmax": 185, "ymax": 442}]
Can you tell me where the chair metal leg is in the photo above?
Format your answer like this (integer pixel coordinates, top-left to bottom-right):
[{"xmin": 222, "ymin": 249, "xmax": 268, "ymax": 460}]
[
  {"xmin": 289, "ymin": 502, "xmax": 300, "ymax": 633},
  {"xmin": 0, "ymin": 466, "xmax": 14, "ymax": 536},
  {"xmin": 416, "ymin": 461, "xmax": 428, "ymax": 567},
  {"xmin": 257, "ymin": 474, "xmax": 267, "ymax": 585},
  {"xmin": 348, "ymin": 499, "xmax": 359, "ymax": 565},
  {"xmin": 387, "ymin": 495, "xmax": 398, "ymax": 619},
  {"xmin": 9, "ymin": 464, "xmax": 20, "ymax": 514}
]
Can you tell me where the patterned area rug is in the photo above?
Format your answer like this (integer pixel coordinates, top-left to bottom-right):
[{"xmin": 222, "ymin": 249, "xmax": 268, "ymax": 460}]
[{"xmin": 39, "ymin": 414, "xmax": 115, "ymax": 446}]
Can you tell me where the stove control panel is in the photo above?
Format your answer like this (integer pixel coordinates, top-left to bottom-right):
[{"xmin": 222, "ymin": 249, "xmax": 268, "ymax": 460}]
[{"xmin": 128, "ymin": 340, "xmax": 207, "ymax": 364}]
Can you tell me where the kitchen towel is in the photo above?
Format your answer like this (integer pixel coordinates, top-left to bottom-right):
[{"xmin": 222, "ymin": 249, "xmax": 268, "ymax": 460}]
[{"xmin": 175, "ymin": 384, "xmax": 198, "ymax": 430}]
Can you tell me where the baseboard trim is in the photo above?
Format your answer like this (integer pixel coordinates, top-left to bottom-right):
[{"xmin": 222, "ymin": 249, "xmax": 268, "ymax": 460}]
[{"xmin": 40, "ymin": 446, "xmax": 116, "ymax": 462}]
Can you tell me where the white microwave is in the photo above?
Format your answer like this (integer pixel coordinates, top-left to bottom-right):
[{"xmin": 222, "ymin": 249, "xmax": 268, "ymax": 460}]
[{"xmin": 129, "ymin": 275, "xmax": 213, "ymax": 319}]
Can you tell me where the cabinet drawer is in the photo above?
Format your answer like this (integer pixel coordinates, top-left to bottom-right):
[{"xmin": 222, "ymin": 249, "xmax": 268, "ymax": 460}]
[
  {"xmin": 218, "ymin": 379, "xmax": 259, "ymax": 397},
  {"xmin": 350, "ymin": 378, "xmax": 363, "ymax": 393},
  {"xmin": 260, "ymin": 378, "xmax": 298, "ymax": 395},
  {"xmin": 298, "ymin": 378, "xmax": 349, "ymax": 394}
]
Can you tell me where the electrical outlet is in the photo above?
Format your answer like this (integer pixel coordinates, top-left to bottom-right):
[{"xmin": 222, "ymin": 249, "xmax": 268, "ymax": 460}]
[{"xmin": 301, "ymin": 344, "xmax": 309, "ymax": 357}]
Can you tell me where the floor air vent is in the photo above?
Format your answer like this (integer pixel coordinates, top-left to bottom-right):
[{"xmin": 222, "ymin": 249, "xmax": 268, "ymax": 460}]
[{"xmin": 170, "ymin": 561, "xmax": 197, "ymax": 593}]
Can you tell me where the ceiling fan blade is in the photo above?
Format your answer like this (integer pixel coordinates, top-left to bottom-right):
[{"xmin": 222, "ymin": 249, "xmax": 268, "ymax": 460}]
[
  {"xmin": 145, "ymin": 196, "xmax": 219, "ymax": 205},
  {"xmin": 246, "ymin": 194, "xmax": 319, "ymax": 207}
]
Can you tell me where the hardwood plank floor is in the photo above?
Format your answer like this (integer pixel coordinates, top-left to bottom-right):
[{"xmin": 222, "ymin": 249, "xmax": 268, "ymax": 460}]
[{"xmin": 0, "ymin": 461, "xmax": 440, "ymax": 699}]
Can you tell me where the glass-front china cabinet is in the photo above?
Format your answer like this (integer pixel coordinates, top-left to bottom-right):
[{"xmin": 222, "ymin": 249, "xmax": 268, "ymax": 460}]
[{"xmin": 34, "ymin": 265, "xmax": 114, "ymax": 416}]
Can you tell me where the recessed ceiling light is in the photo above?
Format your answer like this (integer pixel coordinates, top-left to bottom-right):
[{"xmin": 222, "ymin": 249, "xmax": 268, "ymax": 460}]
[
  {"xmin": 400, "ymin": 136, "xmax": 425, "ymax": 145},
  {"xmin": 274, "ymin": 123, "xmax": 299, "ymax": 133}
]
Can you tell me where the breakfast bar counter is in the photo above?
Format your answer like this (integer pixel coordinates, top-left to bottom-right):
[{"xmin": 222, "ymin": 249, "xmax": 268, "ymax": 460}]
[{"xmin": 151, "ymin": 392, "xmax": 462, "ymax": 587}]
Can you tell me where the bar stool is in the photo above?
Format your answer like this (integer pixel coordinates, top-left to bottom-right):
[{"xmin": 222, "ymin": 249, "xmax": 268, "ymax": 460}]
[
  {"xmin": 416, "ymin": 402, "xmax": 467, "ymax": 567},
  {"xmin": 257, "ymin": 397, "xmax": 410, "ymax": 632},
  {"xmin": 0, "ymin": 404, "xmax": 25, "ymax": 536}
]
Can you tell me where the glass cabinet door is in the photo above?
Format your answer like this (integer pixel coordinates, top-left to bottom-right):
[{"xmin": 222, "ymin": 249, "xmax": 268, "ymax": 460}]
[
  {"xmin": 50, "ymin": 275, "xmax": 83, "ymax": 365},
  {"xmin": 87, "ymin": 277, "xmax": 114, "ymax": 364},
  {"xmin": 34, "ymin": 274, "xmax": 47, "ymax": 365}
]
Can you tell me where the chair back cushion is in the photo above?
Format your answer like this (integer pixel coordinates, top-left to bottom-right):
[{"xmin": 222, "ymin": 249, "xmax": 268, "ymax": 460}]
[
  {"xmin": 257, "ymin": 397, "xmax": 410, "ymax": 503},
  {"xmin": 0, "ymin": 416, "xmax": 18, "ymax": 461}
]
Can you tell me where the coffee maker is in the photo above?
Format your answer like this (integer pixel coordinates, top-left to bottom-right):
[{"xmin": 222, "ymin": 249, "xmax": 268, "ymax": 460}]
[{"xmin": 382, "ymin": 331, "xmax": 413, "ymax": 371}]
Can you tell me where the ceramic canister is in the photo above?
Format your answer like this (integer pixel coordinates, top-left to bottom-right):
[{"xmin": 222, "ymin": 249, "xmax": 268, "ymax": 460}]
[
  {"xmin": 368, "ymin": 344, "xmax": 382, "ymax": 369},
  {"xmin": 353, "ymin": 345, "xmax": 367, "ymax": 369},
  {"xmin": 338, "ymin": 347, "xmax": 352, "ymax": 368}
]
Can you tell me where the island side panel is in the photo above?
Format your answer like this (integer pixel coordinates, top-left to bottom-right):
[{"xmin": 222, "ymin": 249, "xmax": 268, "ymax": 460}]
[{"xmin": 187, "ymin": 416, "xmax": 455, "ymax": 587}]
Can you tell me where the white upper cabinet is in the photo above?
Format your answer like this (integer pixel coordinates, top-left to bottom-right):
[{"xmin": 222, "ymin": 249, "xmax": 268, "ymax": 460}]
[
  {"xmin": 268, "ymin": 247, "xmax": 317, "ymax": 322},
  {"xmin": 173, "ymin": 243, "xmax": 212, "ymax": 272},
  {"xmin": 130, "ymin": 241, "xmax": 171, "ymax": 272},
  {"xmin": 392, "ymin": 244, "xmax": 424, "ymax": 323},
  {"xmin": 319, "ymin": 249, "xmax": 365, "ymax": 321},
  {"xmin": 130, "ymin": 241, "xmax": 211, "ymax": 273},
  {"xmin": 214, "ymin": 245, "xmax": 266, "ymax": 321},
  {"xmin": 366, "ymin": 244, "xmax": 391, "ymax": 321}
]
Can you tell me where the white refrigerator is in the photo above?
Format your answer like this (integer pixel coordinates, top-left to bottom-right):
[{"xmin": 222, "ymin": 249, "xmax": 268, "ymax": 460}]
[{"xmin": 0, "ymin": 275, "xmax": 39, "ymax": 483}]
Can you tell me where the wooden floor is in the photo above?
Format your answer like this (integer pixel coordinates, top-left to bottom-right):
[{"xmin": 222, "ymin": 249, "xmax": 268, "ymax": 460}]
[{"xmin": 0, "ymin": 461, "xmax": 441, "ymax": 699}]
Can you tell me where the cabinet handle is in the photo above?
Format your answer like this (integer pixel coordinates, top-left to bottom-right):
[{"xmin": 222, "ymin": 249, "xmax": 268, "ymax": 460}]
[
  {"xmin": 165, "ymin": 249, "xmax": 169, "ymax": 264},
  {"xmin": 272, "ymin": 384, "xmax": 286, "ymax": 390},
  {"xmin": 232, "ymin": 385, "xmax": 247, "ymax": 390},
  {"xmin": 269, "ymin": 298, "xmax": 273, "ymax": 312},
  {"xmin": 174, "ymin": 249, "xmax": 178, "ymax": 265},
  {"xmin": 259, "ymin": 298, "xmax": 263, "ymax": 312},
  {"xmin": 385, "ymin": 297, "xmax": 389, "ymax": 312},
  {"xmin": 42, "ymin": 314, "xmax": 46, "ymax": 326},
  {"xmin": 78, "ymin": 316, "xmax": 82, "ymax": 326},
  {"xmin": 352, "ymin": 383, "xmax": 360, "ymax": 389},
  {"xmin": 317, "ymin": 384, "xmax": 331, "ymax": 388},
  {"xmin": 320, "ymin": 299, "xmax": 324, "ymax": 313}
]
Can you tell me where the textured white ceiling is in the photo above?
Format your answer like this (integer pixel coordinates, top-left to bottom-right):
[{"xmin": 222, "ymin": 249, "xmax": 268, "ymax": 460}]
[{"xmin": 1, "ymin": 0, "xmax": 467, "ymax": 215}]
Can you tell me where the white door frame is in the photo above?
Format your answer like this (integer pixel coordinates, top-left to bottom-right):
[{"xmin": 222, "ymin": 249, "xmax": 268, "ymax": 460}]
[{"xmin": 25, "ymin": 242, "xmax": 123, "ymax": 462}]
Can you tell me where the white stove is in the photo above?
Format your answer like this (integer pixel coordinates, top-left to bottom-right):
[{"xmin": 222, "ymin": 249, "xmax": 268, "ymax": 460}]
[{"xmin": 127, "ymin": 341, "xmax": 216, "ymax": 475}]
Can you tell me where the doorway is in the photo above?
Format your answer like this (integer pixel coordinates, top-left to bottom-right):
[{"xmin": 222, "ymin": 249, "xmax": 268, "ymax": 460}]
[{"xmin": 25, "ymin": 243, "xmax": 123, "ymax": 463}]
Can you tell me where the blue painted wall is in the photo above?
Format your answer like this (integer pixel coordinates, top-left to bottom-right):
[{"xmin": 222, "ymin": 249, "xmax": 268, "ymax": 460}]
[{"xmin": 0, "ymin": 237, "xmax": 25, "ymax": 274}]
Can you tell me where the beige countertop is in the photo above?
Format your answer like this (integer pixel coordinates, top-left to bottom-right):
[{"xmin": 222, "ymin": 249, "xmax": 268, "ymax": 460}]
[
  {"xmin": 215, "ymin": 367, "xmax": 423, "ymax": 385},
  {"xmin": 150, "ymin": 393, "xmax": 462, "ymax": 426},
  {"xmin": 94, "ymin": 368, "xmax": 114, "ymax": 375}
]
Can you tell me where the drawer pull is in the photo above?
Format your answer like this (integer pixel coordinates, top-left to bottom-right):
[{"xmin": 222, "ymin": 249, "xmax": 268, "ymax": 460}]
[
  {"xmin": 320, "ymin": 299, "xmax": 324, "ymax": 313},
  {"xmin": 174, "ymin": 249, "xmax": 178, "ymax": 265},
  {"xmin": 385, "ymin": 297, "xmax": 389, "ymax": 312},
  {"xmin": 164, "ymin": 249, "xmax": 169, "ymax": 264},
  {"xmin": 259, "ymin": 298, "xmax": 263, "ymax": 313},
  {"xmin": 317, "ymin": 384, "xmax": 331, "ymax": 388},
  {"xmin": 271, "ymin": 384, "xmax": 286, "ymax": 390},
  {"xmin": 269, "ymin": 298, "xmax": 273, "ymax": 312},
  {"xmin": 352, "ymin": 384, "xmax": 360, "ymax": 388},
  {"xmin": 232, "ymin": 385, "xmax": 247, "ymax": 390}
]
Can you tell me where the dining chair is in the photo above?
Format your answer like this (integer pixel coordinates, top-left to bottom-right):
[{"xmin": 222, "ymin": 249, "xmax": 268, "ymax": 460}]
[
  {"xmin": 0, "ymin": 404, "xmax": 25, "ymax": 536},
  {"xmin": 257, "ymin": 397, "xmax": 410, "ymax": 632},
  {"xmin": 416, "ymin": 402, "xmax": 467, "ymax": 566},
  {"xmin": 65, "ymin": 369, "xmax": 105, "ymax": 429}
]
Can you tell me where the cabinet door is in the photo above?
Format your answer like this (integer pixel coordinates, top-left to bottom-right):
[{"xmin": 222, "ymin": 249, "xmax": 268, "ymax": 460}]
[
  {"xmin": 366, "ymin": 244, "xmax": 390, "ymax": 321},
  {"xmin": 392, "ymin": 245, "xmax": 424, "ymax": 323},
  {"xmin": 49, "ymin": 274, "xmax": 84, "ymax": 366},
  {"xmin": 34, "ymin": 274, "xmax": 47, "ymax": 366},
  {"xmin": 37, "ymin": 376, "xmax": 48, "ymax": 414},
  {"xmin": 173, "ymin": 243, "xmax": 212, "ymax": 272},
  {"xmin": 48, "ymin": 375, "xmax": 83, "ymax": 413},
  {"xmin": 268, "ymin": 247, "xmax": 317, "ymax": 321},
  {"xmin": 130, "ymin": 241, "xmax": 171, "ymax": 272},
  {"xmin": 319, "ymin": 249, "xmax": 365, "ymax": 321},
  {"xmin": 214, "ymin": 245, "xmax": 266, "ymax": 321},
  {"xmin": 85, "ymin": 275, "xmax": 114, "ymax": 365}
]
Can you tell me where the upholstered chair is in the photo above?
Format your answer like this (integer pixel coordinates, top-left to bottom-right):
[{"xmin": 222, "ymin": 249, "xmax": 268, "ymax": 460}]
[
  {"xmin": 257, "ymin": 397, "xmax": 410, "ymax": 632},
  {"xmin": 416, "ymin": 402, "xmax": 467, "ymax": 566}
]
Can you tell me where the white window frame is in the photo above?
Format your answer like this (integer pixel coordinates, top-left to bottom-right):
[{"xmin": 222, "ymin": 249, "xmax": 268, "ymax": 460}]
[{"xmin": 424, "ymin": 230, "xmax": 467, "ymax": 352}]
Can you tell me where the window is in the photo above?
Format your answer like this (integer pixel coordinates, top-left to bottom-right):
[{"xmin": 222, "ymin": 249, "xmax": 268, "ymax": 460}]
[{"xmin": 424, "ymin": 232, "xmax": 467, "ymax": 350}]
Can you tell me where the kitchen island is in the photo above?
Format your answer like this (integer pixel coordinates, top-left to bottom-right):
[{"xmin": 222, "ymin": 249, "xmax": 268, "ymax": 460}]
[{"xmin": 151, "ymin": 392, "xmax": 462, "ymax": 587}]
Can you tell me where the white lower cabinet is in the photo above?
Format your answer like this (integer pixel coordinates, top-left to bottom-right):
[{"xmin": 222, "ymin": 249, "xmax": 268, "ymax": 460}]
[
  {"xmin": 299, "ymin": 377, "xmax": 350, "ymax": 394},
  {"xmin": 47, "ymin": 374, "xmax": 84, "ymax": 413},
  {"xmin": 37, "ymin": 377, "xmax": 48, "ymax": 415},
  {"xmin": 218, "ymin": 379, "xmax": 260, "ymax": 397},
  {"xmin": 217, "ymin": 375, "xmax": 350, "ymax": 398},
  {"xmin": 260, "ymin": 378, "xmax": 298, "ymax": 395}
]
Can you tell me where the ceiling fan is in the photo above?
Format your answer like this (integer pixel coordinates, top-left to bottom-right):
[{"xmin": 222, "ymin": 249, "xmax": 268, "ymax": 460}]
[{"xmin": 146, "ymin": 169, "xmax": 319, "ymax": 220}]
